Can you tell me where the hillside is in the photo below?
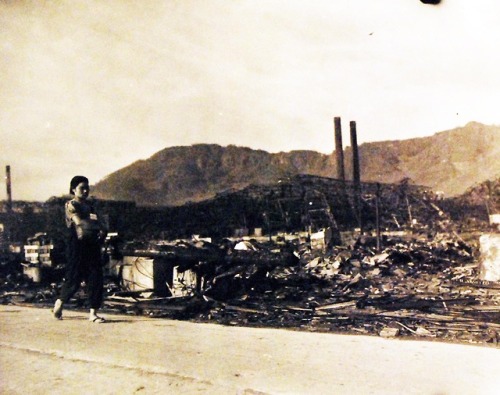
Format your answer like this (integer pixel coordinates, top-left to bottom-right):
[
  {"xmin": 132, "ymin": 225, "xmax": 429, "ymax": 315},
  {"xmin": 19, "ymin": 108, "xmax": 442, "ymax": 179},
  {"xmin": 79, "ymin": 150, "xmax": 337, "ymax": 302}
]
[
  {"xmin": 355, "ymin": 122, "xmax": 500, "ymax": 195},
  {"xmin": 92, "ymin": 122, "xmax": 500, "ymax": 206}
]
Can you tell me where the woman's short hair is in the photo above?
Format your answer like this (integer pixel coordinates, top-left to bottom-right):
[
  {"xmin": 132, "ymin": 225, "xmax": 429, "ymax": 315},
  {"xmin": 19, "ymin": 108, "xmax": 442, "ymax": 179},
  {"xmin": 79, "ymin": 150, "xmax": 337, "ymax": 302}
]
[{"xmin": 69, "ymin": 175, "xmax": 89, "ymax": 195}]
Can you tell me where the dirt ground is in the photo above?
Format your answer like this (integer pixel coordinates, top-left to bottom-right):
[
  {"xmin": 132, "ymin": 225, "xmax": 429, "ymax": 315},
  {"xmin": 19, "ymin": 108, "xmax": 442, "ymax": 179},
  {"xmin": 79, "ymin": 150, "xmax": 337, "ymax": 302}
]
[{"xmin": 1, "ymin": 304, "xmax": 498, "ymax": 395}]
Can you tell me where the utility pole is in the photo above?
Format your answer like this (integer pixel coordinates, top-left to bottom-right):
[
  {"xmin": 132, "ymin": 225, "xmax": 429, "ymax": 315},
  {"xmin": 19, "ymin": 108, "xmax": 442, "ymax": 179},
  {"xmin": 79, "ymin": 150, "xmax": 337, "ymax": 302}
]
[{"xmin": 6, "ymin": 165, "xmax": 12, "ymax": 213}]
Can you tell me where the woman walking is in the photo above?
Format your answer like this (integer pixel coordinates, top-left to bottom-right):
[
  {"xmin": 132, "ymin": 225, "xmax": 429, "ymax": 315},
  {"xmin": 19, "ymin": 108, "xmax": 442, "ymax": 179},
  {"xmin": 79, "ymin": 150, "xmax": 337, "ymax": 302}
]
[{"xmin": 53, "ymin": 176, "xmax": 107, "ymax": 323}]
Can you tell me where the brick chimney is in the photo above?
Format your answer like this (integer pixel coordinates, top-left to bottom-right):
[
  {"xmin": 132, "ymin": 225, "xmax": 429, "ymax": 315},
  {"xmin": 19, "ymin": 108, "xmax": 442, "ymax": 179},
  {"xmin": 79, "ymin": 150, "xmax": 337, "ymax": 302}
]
[{"xmin": 334, "ymin": 117, "xmax": 345, "ymax": 181}]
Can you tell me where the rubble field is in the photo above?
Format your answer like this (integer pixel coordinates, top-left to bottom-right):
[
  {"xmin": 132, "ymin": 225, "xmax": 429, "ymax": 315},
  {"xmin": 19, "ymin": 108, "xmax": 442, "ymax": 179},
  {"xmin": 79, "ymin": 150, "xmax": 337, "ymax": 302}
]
[
  {"xmin": 2, "ymin": 230, "xmax": 499, "ymax": 347},
  {"xmin": 1, "ymin": 177, "xmax": 499, "ymax": 346}
]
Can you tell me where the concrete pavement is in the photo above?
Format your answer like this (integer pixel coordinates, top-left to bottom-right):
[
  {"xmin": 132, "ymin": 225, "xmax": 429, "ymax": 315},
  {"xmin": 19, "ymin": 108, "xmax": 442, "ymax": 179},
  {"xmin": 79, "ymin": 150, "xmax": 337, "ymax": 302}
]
[{"xmin": 1, "ymin": 305, "xmax": 499, "ymax": 394}]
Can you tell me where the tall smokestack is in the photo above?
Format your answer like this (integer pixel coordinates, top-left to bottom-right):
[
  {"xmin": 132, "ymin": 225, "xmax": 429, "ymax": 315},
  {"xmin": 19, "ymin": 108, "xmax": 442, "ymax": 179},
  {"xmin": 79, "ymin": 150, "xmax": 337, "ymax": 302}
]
[
  {"xmin": 349, "ymin": 121, "xmax": 360, "ymax": 186},
  {"xmin": 334, "ymin": 117, "xmax": 345, "ymax": 181},
  {"xmin": 6, "ymin": 165, "xmax": 12, "ymax": 212},
  {"xmin": 350, "ymin": 121, "xmax": 362, "ymax": 231}
]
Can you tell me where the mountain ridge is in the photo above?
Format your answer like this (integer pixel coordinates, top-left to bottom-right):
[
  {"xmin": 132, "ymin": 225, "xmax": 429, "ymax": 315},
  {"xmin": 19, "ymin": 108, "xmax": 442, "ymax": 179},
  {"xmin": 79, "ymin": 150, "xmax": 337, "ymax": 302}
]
[{"xmin": 92, "ymin": 122, "xmax": 500, "ymax": 206}]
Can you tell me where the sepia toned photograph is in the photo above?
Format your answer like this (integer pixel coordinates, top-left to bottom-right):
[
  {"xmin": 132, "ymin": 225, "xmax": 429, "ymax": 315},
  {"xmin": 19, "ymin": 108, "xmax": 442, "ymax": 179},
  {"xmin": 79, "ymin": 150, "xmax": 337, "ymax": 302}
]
[{"xmin": 1, "ymin": 0, "xmax": 499, "ymax": 393}]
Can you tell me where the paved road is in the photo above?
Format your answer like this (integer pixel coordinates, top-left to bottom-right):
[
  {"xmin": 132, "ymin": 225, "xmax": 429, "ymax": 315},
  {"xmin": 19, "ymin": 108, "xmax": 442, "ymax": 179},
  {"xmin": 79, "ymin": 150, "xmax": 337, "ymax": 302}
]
[{"xmin": 1, "ymin": 305, "xmax": 498, "ymax": 394}]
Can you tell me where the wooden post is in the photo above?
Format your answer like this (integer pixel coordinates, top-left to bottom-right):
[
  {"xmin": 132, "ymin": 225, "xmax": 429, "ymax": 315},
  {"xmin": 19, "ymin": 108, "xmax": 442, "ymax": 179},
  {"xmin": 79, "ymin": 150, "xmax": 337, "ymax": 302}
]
[{"xmin": 376, "ymin": 183, "xmax": 381, "ymax": 252}]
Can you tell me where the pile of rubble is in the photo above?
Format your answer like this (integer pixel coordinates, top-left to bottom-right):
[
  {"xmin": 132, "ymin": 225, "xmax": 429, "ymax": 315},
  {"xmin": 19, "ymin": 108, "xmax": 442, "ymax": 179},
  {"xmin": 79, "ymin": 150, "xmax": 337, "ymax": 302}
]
[
  {"xmin": 103, "ymin": 232, "xmax": 499, "ymax": 345},
  {"xmin": 1, "ymin": 231, "xmax": 499, "ymax": 346}
]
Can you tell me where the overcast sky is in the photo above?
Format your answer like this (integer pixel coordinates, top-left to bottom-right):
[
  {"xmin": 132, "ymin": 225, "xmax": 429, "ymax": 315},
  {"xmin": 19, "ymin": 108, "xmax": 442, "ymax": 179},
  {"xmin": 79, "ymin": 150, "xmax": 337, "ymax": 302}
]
[{"xmin": 1, "ymin": 0, "xmax": 500, "ymax": 201}]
